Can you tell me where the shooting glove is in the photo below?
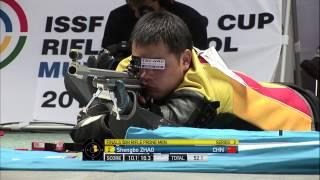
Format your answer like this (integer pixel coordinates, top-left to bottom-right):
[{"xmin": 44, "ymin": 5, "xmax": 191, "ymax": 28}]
[
  {"xmin": 113, "ymin": 80, "xmax": 133, "ymax": 115},
  {"xmin": 70, "ymin": 103, "xmax": 114, "ymax": 143}
]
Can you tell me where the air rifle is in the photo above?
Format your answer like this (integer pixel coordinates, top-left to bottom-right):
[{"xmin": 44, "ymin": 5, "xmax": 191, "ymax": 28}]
[{"xmin": 68, "ymin": 49, "xmax": 141, "ymax": 120}]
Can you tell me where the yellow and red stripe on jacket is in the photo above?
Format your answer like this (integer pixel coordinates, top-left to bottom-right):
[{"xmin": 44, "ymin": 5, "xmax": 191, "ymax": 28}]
[{"xmin": 177, "ymin": 48, "xmax": 312, "ymax": 131}]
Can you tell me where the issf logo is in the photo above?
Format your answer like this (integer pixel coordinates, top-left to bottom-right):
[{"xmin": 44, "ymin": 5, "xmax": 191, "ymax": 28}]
[{"xmin": 0, "ymin": 0, "xmax": 28, "ymax": 69}]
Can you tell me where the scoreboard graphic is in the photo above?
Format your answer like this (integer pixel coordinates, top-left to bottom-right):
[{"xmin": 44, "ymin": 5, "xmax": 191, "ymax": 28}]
[{"xmin": 83, "ymin": 139, "xmax": 239, "ymax": 162}]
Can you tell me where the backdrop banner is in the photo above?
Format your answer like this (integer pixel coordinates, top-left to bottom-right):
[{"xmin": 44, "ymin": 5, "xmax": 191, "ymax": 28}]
[{"xmin": 0, "ymin": 0, "xmax": 282, "ymax": 124}]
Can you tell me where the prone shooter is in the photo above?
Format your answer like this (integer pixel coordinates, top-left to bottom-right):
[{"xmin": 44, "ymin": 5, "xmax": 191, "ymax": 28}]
[{"xmin": 66, "ymin": 12, "xmax": 318, "ymax": 144}]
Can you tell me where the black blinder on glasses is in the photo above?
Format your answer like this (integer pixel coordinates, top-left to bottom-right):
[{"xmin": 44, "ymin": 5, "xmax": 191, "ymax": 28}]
[{"xmin": 130, "ymin": 56, "xmax": 166, "ymax": 72}]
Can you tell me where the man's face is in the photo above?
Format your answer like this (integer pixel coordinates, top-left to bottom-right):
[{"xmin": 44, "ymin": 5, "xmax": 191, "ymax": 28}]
[
  {"xmin": 129, "ymin": 0, "xmax": 159, "ymax": 18},
  {"xmin": 132, "ymin": 41, "xmax": 191, "ymax": 99}
]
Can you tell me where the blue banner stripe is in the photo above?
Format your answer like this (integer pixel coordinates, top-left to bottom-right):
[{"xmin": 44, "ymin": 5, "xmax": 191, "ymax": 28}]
[
  {"xmin": 0, "ymin": 9, "xmax": 13, "ymax": 32},
  {"xmin": 113, "ymin": 145, "xmax": 236, "ymax": 153}
]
